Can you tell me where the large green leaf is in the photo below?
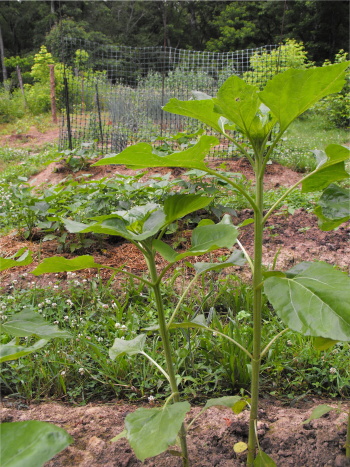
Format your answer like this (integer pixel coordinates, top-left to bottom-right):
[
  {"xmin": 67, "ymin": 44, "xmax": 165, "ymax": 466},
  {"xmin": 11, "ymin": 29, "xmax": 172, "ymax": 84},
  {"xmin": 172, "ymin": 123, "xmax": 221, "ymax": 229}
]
[
  {"xmin": 123, "ymin": 402, "xmax": 191, "ymax": 461},
  {"xmin": 153, "ymin": 216, "xmax": 238, "ymax": 263},
  {"xmin": 254, "ymin": 451, "xmax": 277, "ymax": 467},
  {"xmin": 189, "ymin": 216, "xmax": 238, "ymax": 254},
  {"xmin": 32, "ymin": 255, "xmax": 109, "ymax": 275},
  {"xmin": 192, "ymin": 250, "xmax": 245, "ymax": 275},
  {"xmin": 93, "ymin": 135, "xmax": 218, "ymax": 170},
  {"xmin": 259, "ymin": 62, "xmax": 349, "ymax": 132},
  {"xmin": 215, "ymin": 76, "xmax": 260, "ymax": 131},
  {"xmin": 63, "ymin": 209, "xmax": 167, "ymax": 242},
  {"xmin": 0, "ymin": 339, "xmax": 48, "ymax": 363},
  {"xmin": 264, "ymin": 262, "xmax": 350, "ymax": 342},
  {"xmin": 109, "ymin": 334, "xmax": 146, "ymax": 360},
  {"xmin": 0, "ymin": 420, "xmax": 73, "ymax": 467},
  {"xmin": 152, "ymin": 239, "xmax": 178, "ymax": 263},
  {"xmin": 214, "ymin": 76, "xmax": 276, "ymax": 149},
  {"xmin": 0, "ymin": 310, "xmax": 71, "ymax": 339},
  {"xmin": 314, "ymin": 183, "xmax": 350, "ymax": 230},
  {"xmin": 302, "ymin": 145, "xmax": 350, "ymax": 193},
  {"xmin": 0, "ymin": 249, "xmax": 32, "ymax": 272},
  {"xmin": 164, "ymin": 194, "xmax": 212, "ymax": 224},
  {"xmin": 163, "ymin": 97, "xmax": 224, "ymax": 133}
]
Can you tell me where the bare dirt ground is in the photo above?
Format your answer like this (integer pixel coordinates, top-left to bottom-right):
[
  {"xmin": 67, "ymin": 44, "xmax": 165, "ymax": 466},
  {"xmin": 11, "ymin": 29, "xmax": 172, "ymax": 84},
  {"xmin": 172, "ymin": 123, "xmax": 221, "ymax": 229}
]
[
  {"xmin": 1, "ymin": 398, "xmax": 349, "ymax": 466},
  {"xmin": 1, "ymin": 126, "xmax": 349, "ymax": 466}
]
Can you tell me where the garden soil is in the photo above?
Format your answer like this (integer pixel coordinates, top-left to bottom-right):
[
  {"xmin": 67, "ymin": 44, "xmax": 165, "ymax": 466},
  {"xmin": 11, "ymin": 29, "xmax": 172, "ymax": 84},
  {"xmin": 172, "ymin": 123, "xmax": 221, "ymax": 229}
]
[{"xmin": 1, "ymin": 125, "xmax": 349, "ymax": 466}]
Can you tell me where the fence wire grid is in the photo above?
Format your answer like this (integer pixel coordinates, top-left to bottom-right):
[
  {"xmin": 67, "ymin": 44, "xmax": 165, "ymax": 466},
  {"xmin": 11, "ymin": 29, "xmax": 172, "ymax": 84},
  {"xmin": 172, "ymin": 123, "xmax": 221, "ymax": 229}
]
[{"xmin": 58, "ymin": 38, "xmax": 289, "ymax": 157}]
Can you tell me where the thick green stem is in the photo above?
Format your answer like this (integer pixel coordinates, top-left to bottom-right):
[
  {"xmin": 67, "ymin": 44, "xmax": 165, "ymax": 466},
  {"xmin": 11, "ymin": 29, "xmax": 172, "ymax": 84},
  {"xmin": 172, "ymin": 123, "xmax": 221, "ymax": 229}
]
[
  {"xmin": 346, "ymin": 411, "xmax": 350, "ymax": 458},
  {"xmin": 247, "ymin": 170, "xmax": 264, "ymax": 466},
  {"xmin": 146, "ymin": 252, "xmax": 190, "ymax": 467}
]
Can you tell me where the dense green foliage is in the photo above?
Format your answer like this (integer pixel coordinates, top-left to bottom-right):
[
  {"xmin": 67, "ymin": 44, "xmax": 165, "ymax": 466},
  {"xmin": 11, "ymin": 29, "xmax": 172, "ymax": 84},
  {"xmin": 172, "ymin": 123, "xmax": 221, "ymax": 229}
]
[{"xmin": 0, "ymin": 1, "xmax": 348, "ymax": 83}]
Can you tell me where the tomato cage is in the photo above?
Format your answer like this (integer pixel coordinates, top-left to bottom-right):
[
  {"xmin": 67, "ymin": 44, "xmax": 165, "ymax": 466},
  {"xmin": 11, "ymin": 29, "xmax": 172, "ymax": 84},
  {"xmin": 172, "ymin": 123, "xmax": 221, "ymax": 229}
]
[{"xmin": 57, "ymin": 38, "xmax": 291, "ymax": 157}]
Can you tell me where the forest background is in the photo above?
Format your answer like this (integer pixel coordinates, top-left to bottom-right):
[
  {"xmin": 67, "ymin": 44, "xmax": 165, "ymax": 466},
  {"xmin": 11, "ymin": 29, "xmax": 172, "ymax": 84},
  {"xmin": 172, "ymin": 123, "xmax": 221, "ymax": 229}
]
[{"xmin": 0, "ymin": 0, "xmax": 349, "ymax": 87}]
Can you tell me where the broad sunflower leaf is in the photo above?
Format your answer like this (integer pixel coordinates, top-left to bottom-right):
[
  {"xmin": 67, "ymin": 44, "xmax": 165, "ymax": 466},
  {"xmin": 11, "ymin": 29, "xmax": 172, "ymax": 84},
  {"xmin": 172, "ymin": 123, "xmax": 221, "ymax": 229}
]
[
  {"xmin": 264, "ymin": 262, "xmax": 350, "ymax": 342},
  {"xmin": 0, "ymin": 420, "xmax": 73, "ymax": 467},
  {"xmin": 122, "ymin": 402, "xmax": 191, "ymax": 461}
]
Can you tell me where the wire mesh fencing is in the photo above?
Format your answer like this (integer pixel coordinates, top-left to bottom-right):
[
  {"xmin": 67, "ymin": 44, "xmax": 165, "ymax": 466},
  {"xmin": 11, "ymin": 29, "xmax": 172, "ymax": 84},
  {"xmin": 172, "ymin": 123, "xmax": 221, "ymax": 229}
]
[{"xmin": 57, "ymin": 38, "xmax": 290, "ymax": 157}]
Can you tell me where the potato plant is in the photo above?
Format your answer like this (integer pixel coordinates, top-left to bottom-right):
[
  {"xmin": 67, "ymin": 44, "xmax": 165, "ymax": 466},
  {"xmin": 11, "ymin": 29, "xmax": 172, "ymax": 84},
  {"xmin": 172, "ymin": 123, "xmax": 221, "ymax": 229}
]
[{"xmin": 32, "ymin": 63, "xmax": 350, "ymax": 466}]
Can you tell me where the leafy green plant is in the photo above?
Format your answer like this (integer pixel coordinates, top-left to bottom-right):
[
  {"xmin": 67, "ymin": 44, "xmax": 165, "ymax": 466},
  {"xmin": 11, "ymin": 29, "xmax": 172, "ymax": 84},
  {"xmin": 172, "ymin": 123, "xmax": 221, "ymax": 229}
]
[
  {"xmin": 32, "ymin": 194, "xmax": 249, "ymax": 464},
  {"xmin": 50, "ymin": 143, "xmax": 98, "ymax": 173},
  {"xmin": 89, "ymin": 62, "xmax": 350, "ymax": 465},
  {"xmin": 0, "ymin": 251, "xmax": 73, "ymax": 467},
  {"xmin": 243, "ymin": 39, "xmax": 312, "ymax": 89},
  {"xmin": 315, "ymin": 50, "xmax": 350, "ymax": 128}
]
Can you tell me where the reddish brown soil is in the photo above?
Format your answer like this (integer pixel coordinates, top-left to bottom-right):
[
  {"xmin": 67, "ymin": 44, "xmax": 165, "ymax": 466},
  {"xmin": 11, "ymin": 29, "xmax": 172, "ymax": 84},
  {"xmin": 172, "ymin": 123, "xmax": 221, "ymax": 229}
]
[
  {"xmin": 1, "ymin": 127, "xmax": 349, "ymax": 466},
  {"xmin": 1, "ymin": 398, "xmax": 349, "ymax": 466}
]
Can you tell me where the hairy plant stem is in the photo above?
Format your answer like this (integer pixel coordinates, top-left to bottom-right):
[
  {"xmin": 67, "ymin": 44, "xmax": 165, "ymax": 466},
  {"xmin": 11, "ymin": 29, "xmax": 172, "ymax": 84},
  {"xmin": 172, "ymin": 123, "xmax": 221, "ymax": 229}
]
[
  {"xmin": 346, "ymin": 411, "xmax": 350, "ymax": 458},
  {"xmin": 247, "ymin": 168, "xmax": 264, "ymax": 466},
  {"xmin": 145, "ymin": 251, "xmax": 190, "ymax": 467}
]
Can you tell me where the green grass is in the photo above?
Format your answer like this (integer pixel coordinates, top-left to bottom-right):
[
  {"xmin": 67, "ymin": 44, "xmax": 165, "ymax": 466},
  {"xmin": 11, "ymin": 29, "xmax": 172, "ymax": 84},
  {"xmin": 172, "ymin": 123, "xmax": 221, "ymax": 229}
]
[
  {"xmin": 0, "ymin": 147, "xmax": 56, "ymax": 183},
  {"xmin": 1, "ymin": 272, "xmax": 349, "ymax": 403},
  {"xmin": 272, "ymin": 113, "xmax": 349, "ymax": 172}
]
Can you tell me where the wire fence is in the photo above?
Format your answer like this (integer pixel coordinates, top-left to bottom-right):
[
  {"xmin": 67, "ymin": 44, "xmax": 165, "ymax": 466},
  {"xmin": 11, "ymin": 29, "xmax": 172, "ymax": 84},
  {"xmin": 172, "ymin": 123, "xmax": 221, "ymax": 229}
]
[{"xmin": 57, "ymin": 38, "xmax": 288, "ymax": 157}]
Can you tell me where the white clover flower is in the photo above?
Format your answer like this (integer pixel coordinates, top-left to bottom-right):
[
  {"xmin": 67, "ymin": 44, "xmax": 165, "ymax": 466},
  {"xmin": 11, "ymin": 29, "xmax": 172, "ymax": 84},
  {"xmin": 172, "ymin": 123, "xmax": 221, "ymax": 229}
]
[
  {"xmin": 148, "ymin": 395, "xmax": 155, "ymax": 403},
  {"xmin": 121, "ymin": 325, "xmax": 127, "ymax": 330},
  {"xmin": 52, "ymin": 303, "xmax": 57, "ymax": 308},
  {"xmin": 64, "ymin": 315, "xmax": 69, "ymax": 320},
  {"xmin": 53, "ymin": 285, "xmax": 59, "ymax": 290},
  {"xmin": 86, "ymin": 336, "xmax": 91, "ymax": 340},
  {"xmin": 38, "ymin": 303, "xmax": 44, "ymax": 308},
  {"xmin": 115, "ymin": 322, "xmax": 121, "ymax": 328},
  {"xmin": 66, "ymin": 299, "xmax": 73, "ymax": 306},
  {"xmin": 53, "ymin": 320, "xmax": 59, "ymax": 325},
  {"xmin": 78, "ymin": 367, "xmax": 85, "ymax": 375},
  {"xmin": 45, "ymin": 299, "xmax": 52, "ymax": 305},
  {"xmin": 97, "ymin": 337, "xmax": 103, "ymax": 342},
  {"xmin": 60, "ymin": 371, "xmax": 66, "ymax": 376},
  {"xmin": 329, "ymin": 367, "xmax": 337, "ymax": 374},
  {"xmin": 102, "ymin": 304, "xmax": 108, "ymax": 309}
]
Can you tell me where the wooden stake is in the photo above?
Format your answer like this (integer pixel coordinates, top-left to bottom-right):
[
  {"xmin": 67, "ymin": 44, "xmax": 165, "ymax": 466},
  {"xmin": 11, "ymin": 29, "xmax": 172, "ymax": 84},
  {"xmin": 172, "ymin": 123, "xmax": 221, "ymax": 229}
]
[{"xmin": 49, "ymin": 64, "xmax": 57, "ymax": 124}]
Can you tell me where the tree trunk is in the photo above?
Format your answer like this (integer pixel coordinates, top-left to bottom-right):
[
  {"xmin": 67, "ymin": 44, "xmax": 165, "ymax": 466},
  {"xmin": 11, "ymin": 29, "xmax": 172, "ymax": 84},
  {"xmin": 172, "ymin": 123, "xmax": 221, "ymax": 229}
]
[{"xmin": 0, "ymin": 24, "xmax": 8, "ymax": 85}]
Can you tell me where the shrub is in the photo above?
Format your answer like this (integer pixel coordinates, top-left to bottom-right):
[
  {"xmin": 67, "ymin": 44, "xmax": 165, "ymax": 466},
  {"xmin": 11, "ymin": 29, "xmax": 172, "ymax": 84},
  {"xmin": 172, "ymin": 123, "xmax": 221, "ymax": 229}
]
[
  {"xmin": 243, "ymin": 39, "xmax": 312, "ymax": 89},
  {"xmin": 315, "ymin": 50, "xmax": 350, "ymax": 128}
]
